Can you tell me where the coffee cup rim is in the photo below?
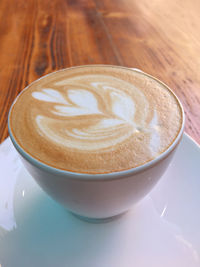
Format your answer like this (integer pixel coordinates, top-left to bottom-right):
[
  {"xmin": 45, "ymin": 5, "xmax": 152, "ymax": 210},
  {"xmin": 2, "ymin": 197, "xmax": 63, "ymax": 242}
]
[{"xmin": 8, "ymin": 65, "xmax": 185, "ymax": 180}]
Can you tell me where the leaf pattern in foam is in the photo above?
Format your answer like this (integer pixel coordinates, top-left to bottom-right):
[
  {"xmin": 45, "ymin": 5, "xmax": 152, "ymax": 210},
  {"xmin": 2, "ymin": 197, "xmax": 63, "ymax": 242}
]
[
  {"xmin": 68, "ymin": 89, "xmax": 99, "ymax": 111},
  {"xmin": 110, "ymin": 91, "xmax": 135, "ymax": 122},
  {"xmin": 32, "ymin": 89, "xmax": 68, "ymax": 104},
  {"xmin": 33, "ymin": 84, "xmax": 145, "ymax": 150},
  {"xmin": 53, "ymin": 89, "xmax": 101, "ymax": 116}
]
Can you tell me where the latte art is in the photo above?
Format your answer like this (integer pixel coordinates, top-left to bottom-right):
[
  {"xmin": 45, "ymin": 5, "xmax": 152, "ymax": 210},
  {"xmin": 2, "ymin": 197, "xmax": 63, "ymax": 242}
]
[
  {"xmin": 9, "ymin": 66, "xmax": 183, "ymax": 173},
  {"xmin": 32, "ymin": 77, "xmax": 159, "ymax": 154}
]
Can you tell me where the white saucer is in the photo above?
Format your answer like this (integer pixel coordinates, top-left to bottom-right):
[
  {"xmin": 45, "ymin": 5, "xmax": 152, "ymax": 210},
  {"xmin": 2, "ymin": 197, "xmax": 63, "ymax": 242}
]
[{"xmin": 0, "ymin": 134, "xmax": 200, "ymax": 267}]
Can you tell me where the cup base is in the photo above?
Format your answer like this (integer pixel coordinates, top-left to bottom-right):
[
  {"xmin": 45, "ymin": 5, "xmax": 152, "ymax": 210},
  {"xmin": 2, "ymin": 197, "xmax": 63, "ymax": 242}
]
[{"xmin": 71, "ymin": 211, "xmax": 127, "ymax": 223}]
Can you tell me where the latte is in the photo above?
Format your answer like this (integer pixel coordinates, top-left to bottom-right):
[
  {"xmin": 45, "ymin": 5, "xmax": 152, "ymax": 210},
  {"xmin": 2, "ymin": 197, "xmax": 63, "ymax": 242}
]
[{"xmin": 9, "ymin": 65, "xmax": 183, "ymax": 174}]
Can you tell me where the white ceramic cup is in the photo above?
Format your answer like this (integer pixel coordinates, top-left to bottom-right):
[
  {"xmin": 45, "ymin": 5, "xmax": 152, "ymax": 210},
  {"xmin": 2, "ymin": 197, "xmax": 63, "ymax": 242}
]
[{"xmin": 8, "ymin": 68, "xmax": 185, "ymax": 222}]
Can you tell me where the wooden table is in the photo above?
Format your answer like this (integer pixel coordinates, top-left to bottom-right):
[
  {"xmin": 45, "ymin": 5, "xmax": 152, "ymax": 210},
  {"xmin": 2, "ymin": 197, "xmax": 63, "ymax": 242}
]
[{"xmin": 0, "ymin": 0, "xmax": 199, "ymax": 144}]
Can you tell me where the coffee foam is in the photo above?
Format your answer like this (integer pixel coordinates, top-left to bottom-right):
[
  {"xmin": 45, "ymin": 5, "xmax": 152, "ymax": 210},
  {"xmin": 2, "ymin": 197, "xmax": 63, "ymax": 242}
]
[{"xmin": 10, "ymin": 66, "xmax": 183, "ymax": 173}]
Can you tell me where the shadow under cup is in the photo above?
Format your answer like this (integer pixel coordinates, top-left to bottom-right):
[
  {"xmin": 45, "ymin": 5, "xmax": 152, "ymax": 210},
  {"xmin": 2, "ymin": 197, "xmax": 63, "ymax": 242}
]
[{"xmin": 7, "ymin": 68, "xmax": 185, "ymax": 222}]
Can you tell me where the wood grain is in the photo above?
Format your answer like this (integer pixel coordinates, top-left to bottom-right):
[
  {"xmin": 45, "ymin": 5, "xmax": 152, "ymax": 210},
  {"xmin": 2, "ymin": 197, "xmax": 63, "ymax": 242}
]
[{"xmin": 0, "ymin": 0, "xmax": 199, "ymax": 144}]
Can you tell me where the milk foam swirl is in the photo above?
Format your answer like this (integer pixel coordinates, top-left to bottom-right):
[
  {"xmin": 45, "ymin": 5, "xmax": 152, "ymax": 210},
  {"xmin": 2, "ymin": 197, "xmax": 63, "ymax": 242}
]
[{"xmin": 32, "ymin": 75, "xmax": 160, "ymax": 155}]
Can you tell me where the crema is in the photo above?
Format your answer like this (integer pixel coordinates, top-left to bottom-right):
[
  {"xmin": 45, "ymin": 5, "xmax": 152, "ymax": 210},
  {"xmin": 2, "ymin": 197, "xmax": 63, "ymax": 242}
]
[{"xmin": 9, "ymin": 66, "xmax": 183, "ymax": 173}]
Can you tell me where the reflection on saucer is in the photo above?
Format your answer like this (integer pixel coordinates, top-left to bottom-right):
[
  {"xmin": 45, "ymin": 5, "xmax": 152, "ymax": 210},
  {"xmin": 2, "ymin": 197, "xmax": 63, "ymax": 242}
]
[
  {"xmin": 0, "ymin": 138, "xmax": 21, "ymax": 232},
  {"xmin": 0, "ymin": 135, "xmax": 200, "ymax": 267}
]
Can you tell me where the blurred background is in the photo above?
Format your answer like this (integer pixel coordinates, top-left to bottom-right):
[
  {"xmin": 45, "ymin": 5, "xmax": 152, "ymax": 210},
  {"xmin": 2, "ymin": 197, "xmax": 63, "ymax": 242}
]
[{"xmin": 0, "ymin": 0, "xmax": 199, "ymax": 143}]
